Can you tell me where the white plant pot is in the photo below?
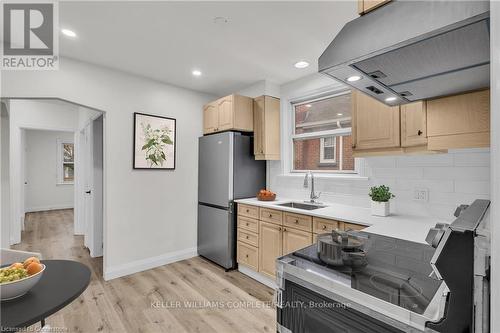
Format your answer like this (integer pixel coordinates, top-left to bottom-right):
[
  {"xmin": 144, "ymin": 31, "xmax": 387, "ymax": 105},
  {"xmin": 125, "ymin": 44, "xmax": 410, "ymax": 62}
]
[{"xmin": 371, "ymin": 200, "xmax": 390, "ymax": 217}]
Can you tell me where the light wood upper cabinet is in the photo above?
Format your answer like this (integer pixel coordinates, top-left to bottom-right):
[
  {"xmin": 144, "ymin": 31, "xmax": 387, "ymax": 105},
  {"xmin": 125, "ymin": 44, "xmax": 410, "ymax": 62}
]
[
  {"xmin": 203, "ymin": 102, "xmax": 218, "ymax": 134},
  {"xmin": 259, "ymin": 221, "xmax": 282, "ymax": 278},
  {"xmin": 282, "ymin": 227, "xmax": 312, "ymax": 256},
  {"xmin": 358, "ymin": 0, "xmax": 391, "ymax": 14},
  {"xmin": 427, "ymin": 90, "xmax": 490, "ymax": 150},
  {"xmin": 217, "ymin": 96, "xmax": 234, "ymax": 131},
  {"xmin": 401, "ymin": 101, "xmax": 427, "ymax": 148},
  {"xmin": 254, "ymin": 95, "xmax": 280, "ymax": 160},
  {"xmin": 352, "ymin": 90, "xmax": 400, "ymax": 151},
  {"xmin": 202, "ymin": 94, "xmax": 253, "ymax": 135}
]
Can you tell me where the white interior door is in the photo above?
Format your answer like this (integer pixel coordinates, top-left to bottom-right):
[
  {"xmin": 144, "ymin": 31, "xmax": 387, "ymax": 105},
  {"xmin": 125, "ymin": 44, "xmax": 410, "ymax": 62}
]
[
  {"xmin": 83, "ymin": 123, "xmax": 93, "ymax": 251},
  {"xmin": 82, "ymin": 116, "xmax": 103, "ymax": 258}
]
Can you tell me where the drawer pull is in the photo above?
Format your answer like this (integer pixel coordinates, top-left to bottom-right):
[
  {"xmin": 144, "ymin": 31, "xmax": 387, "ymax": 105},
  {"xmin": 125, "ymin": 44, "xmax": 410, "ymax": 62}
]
[
  {"xmin": 245, "ymin": 254, "xmax": 249, "ymax": 258},
  {"xmin": 246, "ymin": 235, "xmax": 249, "ymax": 239},
  {"xmin": 322, "ymin": 225, "xmax": 327, "ymax": 230},
  {"xmin": 246, "ymin": 223, "xmax": 249, "ymax": 226},
  {"xmin": 278, "ymin": 227, "xmax": 282, "ymax": 231},
  {"xmin": 295, "ymin": 219, "xmax": 299, "ymax": 224},
  {"xmin": 269, "ymin": 214, "xmax": 273, "ymax": 218},
  {"xmin": 246, "ymin": 209, "xmax": 250, "ymax": 212}
]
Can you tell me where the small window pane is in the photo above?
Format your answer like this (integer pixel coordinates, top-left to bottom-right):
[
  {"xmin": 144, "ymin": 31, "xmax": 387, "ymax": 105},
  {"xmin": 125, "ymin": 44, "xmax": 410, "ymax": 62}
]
[
  {"xmin": 294, "ymin": 135, "xmax": 354, "ymax": 171},
  {"xmin": 63, "ymin": 164, "xmax": 74, "ymax": 182},
  {"xmin": 63, "ymin": 143, "xmax": 74, "ymax": 162},
  {"xmin": 294, "ymin": 94, "xmax": 352, "ymax": 134}
]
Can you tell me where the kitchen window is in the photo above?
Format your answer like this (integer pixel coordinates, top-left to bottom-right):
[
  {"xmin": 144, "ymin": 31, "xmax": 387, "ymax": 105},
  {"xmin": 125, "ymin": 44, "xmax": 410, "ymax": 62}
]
[
  {"xmin": 292, "ymin": 92, "xmax": 355, "ymax": 173},
  {"xmin": 57, "ymin": 140, "xmax": 74, "ymax": 184}
]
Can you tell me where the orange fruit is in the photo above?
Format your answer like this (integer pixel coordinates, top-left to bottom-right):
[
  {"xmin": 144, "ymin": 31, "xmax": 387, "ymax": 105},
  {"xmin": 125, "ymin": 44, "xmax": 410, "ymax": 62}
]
[
  {"xmin": 23, "ymin": 256, "xmax": 40, "ymax": 268},
  {"xmin": 26, "ymin": 262, "xmax": 43, "ymax": 275},
  {"xmin": 9, "ymin": 262, "xmax": 24, "ymax": 269}
]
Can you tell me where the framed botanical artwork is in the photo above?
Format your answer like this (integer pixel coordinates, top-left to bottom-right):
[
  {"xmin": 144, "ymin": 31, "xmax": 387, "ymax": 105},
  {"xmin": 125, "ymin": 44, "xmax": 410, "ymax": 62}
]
[{"xmin": 133, "ymin": 112, "xmax": 176, "ymax": 170}]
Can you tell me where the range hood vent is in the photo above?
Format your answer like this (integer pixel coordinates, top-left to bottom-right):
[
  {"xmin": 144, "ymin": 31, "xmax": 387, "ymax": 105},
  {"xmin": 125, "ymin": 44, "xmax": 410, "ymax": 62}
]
[{"xmin": 318, "ymin": 1, "xmax": 490, "ymax": 106}]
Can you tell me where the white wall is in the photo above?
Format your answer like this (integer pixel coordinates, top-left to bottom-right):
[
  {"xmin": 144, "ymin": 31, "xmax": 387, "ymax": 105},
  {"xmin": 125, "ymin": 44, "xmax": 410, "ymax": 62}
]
[
  {"xmin": 1, "ymin": 58, "xmax": 214, "ymax": 279},
  {"xmin": 237, "ymin": 79, "xmax": 280, "ymax": 98},
  {"xmin": 490, "ymin": 1, "xmax": 499, "ymax": 330},
  {"xmin": 268, "ymin": 73, "xmax": 491, "ymax": 221},
  {"xmin": 1, "ymin": 102, "xmax": 10, "ymax": 248},
  {"xmin": 7, "ymin": 99, "xmax": 79, "ymax": 244},
  {"xmin": 25, "ymin": 130, "xmax": 75, "ymax": 212}
]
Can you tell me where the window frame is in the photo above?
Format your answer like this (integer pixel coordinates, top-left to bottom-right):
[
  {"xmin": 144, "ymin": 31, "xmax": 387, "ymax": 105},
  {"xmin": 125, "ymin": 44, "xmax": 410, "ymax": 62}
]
[
  {"xmin": 57, "ymin": 139, "xmax": 74, "ymax": 185},
  {"xmin": 290, "ymin": 90, "xmax": 355, "ymax": 174},
  {"xmin": 319, "ymin": 136, "xmax": 338, "ymax": 165}
]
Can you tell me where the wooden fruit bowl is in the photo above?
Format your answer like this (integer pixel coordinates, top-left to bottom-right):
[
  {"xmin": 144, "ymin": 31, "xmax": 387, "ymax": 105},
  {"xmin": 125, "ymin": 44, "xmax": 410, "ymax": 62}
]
[{"xmin": 257, "ymin": 193, "xmax": 276, "ymax": 201}]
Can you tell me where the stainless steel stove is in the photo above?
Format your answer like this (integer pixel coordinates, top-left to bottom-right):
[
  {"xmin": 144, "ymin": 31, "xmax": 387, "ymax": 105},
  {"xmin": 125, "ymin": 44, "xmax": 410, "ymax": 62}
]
[{"xmin": 276, "ymin": 200, "xmax": 490, "ymax": 333}]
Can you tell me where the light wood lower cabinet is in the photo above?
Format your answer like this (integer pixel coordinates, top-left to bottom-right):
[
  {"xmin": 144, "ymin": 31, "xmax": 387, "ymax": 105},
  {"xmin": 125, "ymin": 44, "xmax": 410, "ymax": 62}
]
[
  {"xmin": 237, "ymin": 204, "xmax": 368, "ymax": 279},
  {"xmin": 259, "ymin": 221, "xmax": 283, "ymax": 278},
  {"xmin": 237, "ymin": 241, "xmax": 258, "ymax": 271},
  {"xmin": 283, "ymin": 227, "xmax": 312, "ymax": 256}
]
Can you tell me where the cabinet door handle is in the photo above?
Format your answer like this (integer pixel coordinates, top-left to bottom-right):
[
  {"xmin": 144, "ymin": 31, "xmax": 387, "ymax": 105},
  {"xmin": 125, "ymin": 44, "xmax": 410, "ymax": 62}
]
[
  {"xmin": 278, "ymin": 227, "xmax": 282, "ymax": 231},
  {"xmin": 417, "ymin": 130, "xmax": 423, "ymax": 136},
  {"xmin": 246, "ymin": 209, "xmax": 249, "ymax": 212},
  {"xmin": 245, "ymin": 254, "xmax": 249, "ymax": 258},
  {"xmin": 269, "ymin": 214, "xmax": 272, "ymax": 218},
  {"xmin": 260, "ymin": 149, "xmax": 263, "ymax": 153},
  {"xmin": 246, "ymin": 223, "xmax": 249, "ymax": 226},
  {"xmin": 283, "ymin": 228, "xmax": 287, "ymax": 232},
  {"xmin": 322, "ymin": 225, "xmax": 327, "ymax": 230},
  {"xmin": 295, "ymin": 220, "xmax": 299, "ymax": 224},
  {"xmin": 246, "ymin": 235, "xmax": 249, "ymax": 239},
  {"xmin": 352, "ymin": 144, "xmax": 357, "ymax": 149}
]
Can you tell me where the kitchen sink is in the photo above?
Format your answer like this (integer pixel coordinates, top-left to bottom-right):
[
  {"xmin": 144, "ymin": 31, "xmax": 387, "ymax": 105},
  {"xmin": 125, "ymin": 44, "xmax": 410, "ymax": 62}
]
[{"xmin": 276, "ymin": 202, "xmax": 327, "ymax": 210}]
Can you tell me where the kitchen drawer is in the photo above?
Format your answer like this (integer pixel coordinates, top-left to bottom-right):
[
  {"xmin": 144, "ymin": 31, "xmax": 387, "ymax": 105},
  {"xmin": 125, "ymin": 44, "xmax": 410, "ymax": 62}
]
[
  {"xmin": 238, "ymin": 204, "xmax": 259, "ymax": 219},
  {"xmin": 344, "ymin": 222, "xmax": 366, "ymax": 231},
  {"xmin": 237, "ymin": 241, "xmax": 258, "ymax": 271},
  {"xmin": 237, "ymin": 216, "xmax": 259, "ymax": 233},
  {"xmin": 238, "ymin": 228, "xmax": 259, "ymax": 247},
  {"xmin": 284, "ymin": 212, "xmax": 312, "ymax": 232},
  {"xmin": 313, "ymin": 217, "xmax": 341, "ymax": 234},
  {"xmin": 260, "ymin": 207, "xmax": 283, "ymax": 225}
]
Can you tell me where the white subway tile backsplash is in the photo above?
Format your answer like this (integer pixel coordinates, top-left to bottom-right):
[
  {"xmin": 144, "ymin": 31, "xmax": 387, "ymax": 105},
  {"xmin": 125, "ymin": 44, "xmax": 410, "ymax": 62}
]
[
  {"xmin": 453, "ymin": 152, "xmax": 490, "ymax": 167},
  {"xmin": 423, "ymin": 167, "xmax": 490, "ymax": 181},
  {"xmin": 269, "ymin": 150, "xmax": 490, "ymax": 220},
  {"xmin": 395, "ymin": 154, "xmax": 454, "ymax": 167},
  {"xmin": 454, "ymin": 180, "xmax": 490, "ymax": 195}
]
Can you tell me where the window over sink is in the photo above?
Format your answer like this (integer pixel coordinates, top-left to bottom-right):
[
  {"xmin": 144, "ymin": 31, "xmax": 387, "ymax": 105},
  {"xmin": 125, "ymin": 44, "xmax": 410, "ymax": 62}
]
[{"xmin": 292, "ymin": 92, "xmax": 355, "ymax": 173}]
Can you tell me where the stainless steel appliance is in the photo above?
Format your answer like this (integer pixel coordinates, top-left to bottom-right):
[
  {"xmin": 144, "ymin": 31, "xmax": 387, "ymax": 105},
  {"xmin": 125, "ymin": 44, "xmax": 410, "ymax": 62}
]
[
  {"xmin": 318, "ymin": 1, "xmax": 490, "ymax": 106},
  {"xmin": 276, "ymin": 200, "xmax": 490, "ymax": 333},
  {"xmin": 197, "ymin": 132, "xmax": 265, "ymax": 269}
]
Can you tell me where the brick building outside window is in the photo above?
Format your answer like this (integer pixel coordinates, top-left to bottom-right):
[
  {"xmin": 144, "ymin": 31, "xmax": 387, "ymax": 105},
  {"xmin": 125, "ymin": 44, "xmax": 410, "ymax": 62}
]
[{"xmin": 292, "ymin": 92, "xmax": 355, "ymax": 172}]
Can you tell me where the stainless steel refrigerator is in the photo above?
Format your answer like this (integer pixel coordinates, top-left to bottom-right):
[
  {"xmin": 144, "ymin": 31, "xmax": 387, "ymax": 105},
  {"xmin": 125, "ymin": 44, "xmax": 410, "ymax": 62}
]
[{"xmin": 198, "ymin": 132, "xmax": 266, "ymax": 269}]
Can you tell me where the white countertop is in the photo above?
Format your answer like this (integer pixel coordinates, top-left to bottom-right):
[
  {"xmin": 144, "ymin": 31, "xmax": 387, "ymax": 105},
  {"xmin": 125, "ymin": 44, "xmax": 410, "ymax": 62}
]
[{"xmin": 235, "ymin": 197, "xmax": 446, "ymax": 244}]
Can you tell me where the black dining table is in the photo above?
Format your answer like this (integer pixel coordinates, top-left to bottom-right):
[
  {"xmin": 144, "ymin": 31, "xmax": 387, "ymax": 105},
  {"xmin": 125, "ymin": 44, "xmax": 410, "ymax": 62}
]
[{"xmin": 1, "ymin": 260, "xmax": 91, "ymax": 329}]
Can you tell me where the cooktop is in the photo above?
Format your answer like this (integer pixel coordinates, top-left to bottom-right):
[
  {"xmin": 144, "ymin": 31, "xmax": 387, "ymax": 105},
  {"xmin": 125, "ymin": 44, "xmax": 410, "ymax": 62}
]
[{"xmin": 291, "ymin": 232, "xmax": 443, "ymax": 315}]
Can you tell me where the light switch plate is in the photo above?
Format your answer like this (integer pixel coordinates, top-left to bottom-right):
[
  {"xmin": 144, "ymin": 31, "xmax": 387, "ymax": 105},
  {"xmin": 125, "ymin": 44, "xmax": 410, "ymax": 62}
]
[{"xmin": 414, "ymin": 188, "xmax": 429, "ymax": 202}]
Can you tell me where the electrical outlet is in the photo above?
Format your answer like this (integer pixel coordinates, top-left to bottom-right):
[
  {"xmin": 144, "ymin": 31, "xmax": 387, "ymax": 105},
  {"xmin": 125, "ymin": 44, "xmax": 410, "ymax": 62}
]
[{"xmin": 413, "ymin": 188, "xmax": 429, "ymax": 202}]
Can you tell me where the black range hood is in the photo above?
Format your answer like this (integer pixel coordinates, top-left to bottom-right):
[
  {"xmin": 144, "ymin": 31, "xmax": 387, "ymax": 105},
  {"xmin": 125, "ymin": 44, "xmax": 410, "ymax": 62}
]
[{"xmin": 318, "ymin": 1, "xmax": 490, "ymax": 106}]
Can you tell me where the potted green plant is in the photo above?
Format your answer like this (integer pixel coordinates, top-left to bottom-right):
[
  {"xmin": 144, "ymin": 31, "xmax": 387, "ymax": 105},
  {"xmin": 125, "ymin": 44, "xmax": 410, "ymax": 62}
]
[{"xmin": 368, "ymin": 185, "xmax": 395, "ymax": 216}]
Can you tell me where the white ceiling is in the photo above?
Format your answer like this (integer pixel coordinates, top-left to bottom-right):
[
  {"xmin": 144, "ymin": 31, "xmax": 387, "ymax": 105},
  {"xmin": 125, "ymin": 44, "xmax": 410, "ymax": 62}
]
[{"xmin": 59, "ymin": 1, "xmax": 357, "ymax": 96}]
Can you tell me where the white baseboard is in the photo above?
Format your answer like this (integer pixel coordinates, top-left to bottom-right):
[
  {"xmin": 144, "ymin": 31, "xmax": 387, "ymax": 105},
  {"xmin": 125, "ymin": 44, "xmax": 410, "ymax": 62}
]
[
  {"xmin": 26, "ymin": 204, "xmax": 74, "ymax": 213},
  {"xmin": 103, "ymin": 247, "xmax": 198, "ymax": 281},
  {"xmin": 238, "ymin": 265, "xmax": 277, "ymax": 289}
]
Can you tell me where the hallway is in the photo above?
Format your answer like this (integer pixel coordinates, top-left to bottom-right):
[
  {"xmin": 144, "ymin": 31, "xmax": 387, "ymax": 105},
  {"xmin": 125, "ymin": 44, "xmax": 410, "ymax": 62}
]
[{"xmin": 11, "ymin": 210, "xmax": 275, "ymax": 333}]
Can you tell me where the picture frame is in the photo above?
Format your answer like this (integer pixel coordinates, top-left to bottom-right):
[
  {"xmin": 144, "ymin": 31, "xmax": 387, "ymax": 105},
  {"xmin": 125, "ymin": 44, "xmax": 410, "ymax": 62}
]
[{"xmin": 133, "ymin": 112, "xmax": 176, "ymax": 170}]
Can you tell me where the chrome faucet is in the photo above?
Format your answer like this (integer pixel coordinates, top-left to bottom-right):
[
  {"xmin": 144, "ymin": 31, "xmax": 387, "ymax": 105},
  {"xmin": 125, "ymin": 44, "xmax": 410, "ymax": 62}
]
[{"xmin": 303, "ymin": 171, "xmax": 321, "ymax": 204}]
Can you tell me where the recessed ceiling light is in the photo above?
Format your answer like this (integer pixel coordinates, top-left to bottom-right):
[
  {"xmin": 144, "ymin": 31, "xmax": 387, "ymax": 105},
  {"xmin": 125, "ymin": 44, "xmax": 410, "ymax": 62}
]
[
  {"xmin": 337, "ymin": 113, "xmax": 343, "ymax": 116},
  {"xmin": 192, "ymin": 70, "xmax": 202, "ymax": 77},
  {"xmin": 385, "ymin": 96, "xmax": 397, "ymax": 102},
  {"xmin": 305, "ymin": 104, "xmax": 312, "ymax": 108},
  {"xmin": 61, "ymin": 28, "xmax": 77, "ymax": 38},
  {"xmin": 347, "ymin": 75, "xmax": 362, "ymax": 82},
  {"xmin": 294, "ymin": 61, "xmax": 310, "ymax": 69}
]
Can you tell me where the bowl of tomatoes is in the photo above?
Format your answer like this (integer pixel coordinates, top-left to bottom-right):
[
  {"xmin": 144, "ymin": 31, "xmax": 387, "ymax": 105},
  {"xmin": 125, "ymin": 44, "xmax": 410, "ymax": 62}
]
[
  {"xmin": 257, "ymin": 189, "xmax": 276, "ymax": 201},
  {"xmin": 0, "ymin": 257, "xmax": 45, "ymax": 301}
]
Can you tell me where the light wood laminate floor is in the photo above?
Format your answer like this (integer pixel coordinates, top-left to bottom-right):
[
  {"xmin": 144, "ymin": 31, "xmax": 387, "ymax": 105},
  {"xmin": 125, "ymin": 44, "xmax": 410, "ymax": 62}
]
[{"xmin": 11, "ymin": 209, "xmax": 276, "ymax": 333}]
